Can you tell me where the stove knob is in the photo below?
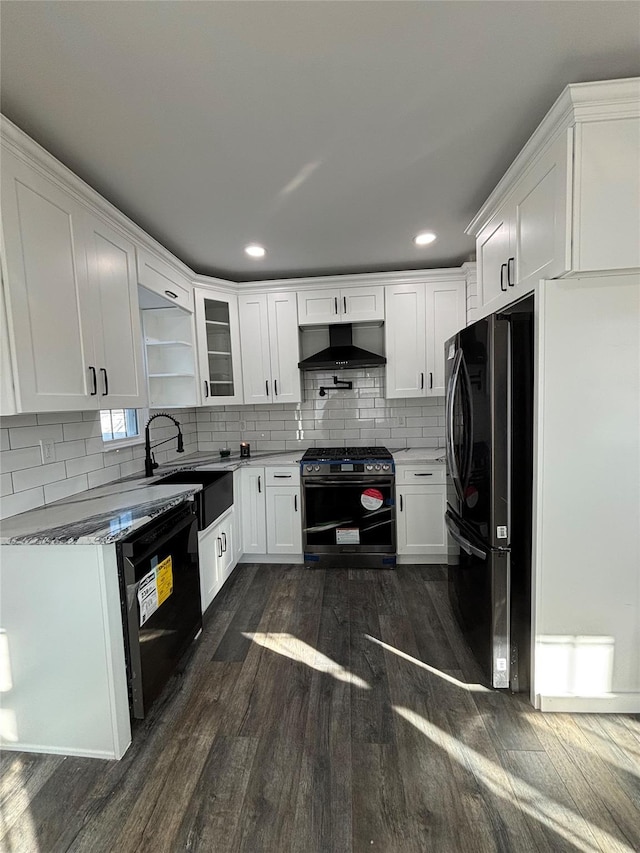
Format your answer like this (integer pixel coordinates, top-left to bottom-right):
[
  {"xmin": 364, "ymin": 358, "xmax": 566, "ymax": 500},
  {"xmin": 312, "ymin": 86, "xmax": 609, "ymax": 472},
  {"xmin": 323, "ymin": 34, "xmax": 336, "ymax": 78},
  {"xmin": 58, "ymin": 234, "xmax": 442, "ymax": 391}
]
[
  {"xmin": 314, "ymin": 465, "xmax": 320, "ymax": 472},
  {"xmin": 382, "ymin": 463, "xmax": 390, "ymax": 471},
  {"xmin": 305, "ymin": 465, "xmax": 313, "ymax": 472},
  {"xmin": 375, "ymin": 464, "xmax": 381, "ymax": 471},
  {"xmin": 366, "ymin": 464, "xmax": 374, "ymax": 471}
]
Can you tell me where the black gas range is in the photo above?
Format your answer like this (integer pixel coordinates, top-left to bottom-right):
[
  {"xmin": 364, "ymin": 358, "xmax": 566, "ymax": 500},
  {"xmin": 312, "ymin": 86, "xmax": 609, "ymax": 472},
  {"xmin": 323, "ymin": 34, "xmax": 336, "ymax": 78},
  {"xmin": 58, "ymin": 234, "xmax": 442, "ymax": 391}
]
[
  {"xmin": 300, "ymin": 446, "xmax": 396, "ymax": 568},
  {"xmin": 301, "ymin": 446, "xmax": 394, "ymax": 477}
]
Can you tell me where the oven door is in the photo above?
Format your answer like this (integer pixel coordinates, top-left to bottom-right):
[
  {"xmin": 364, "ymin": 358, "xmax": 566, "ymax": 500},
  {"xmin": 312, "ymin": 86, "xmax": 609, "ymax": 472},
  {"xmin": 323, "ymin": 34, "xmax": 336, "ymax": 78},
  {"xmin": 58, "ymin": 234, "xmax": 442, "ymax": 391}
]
[{"xmin": 302, "ymin": 476, "xmax": 396, "ymax": 563}]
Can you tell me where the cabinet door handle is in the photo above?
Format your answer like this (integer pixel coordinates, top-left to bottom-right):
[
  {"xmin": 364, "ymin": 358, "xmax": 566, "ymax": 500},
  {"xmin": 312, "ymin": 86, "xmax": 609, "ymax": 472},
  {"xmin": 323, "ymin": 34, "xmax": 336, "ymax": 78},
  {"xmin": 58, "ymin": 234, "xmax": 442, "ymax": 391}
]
[
  {"xmin": 89, "ymin": 366, "xmax": 97, "ymax": 396},
  {"xmin": 258, "ymin": 475, "xmax": 262, "ymax": 493},
  {"xmin": 204, "ymin": 380, "xmax": 209, "ymax": 398},
  {"xmin": 420, "ymin": 372, "xmax": 424, "ymax": 390},
  {"xmin": 414, "ymin": 472, "xmax": 433, "ymax": 477},
  {"xmin": 429, "ymin": 372, "xmax": 433, "ymax": 390},
  {"xmin": 274, "ymin": 379, "xmax": 278, "ymax": 396},
  {"xmin": 164, "ymin": 290, "xmax": 178, "ymax": 299},
  {"xmin": 221, "ymin": 531, "xmax": 227, "ymax": 552},
  {"xmin": 100, "ymin": 368, "xmax": 109, "ymax": 396},
  {"xmin": 343, "ymin": 296, "xmax": 347, "ymax": 314},
  {"xmin": 500, "ymin": 263, "xmax": 507, "ymax": 292},
  {"xmin": 507, "ymin": 257, "xmax": 515, "ymax": 287},
  {"xmin": 265, "ymin": 380, "xmax": 269, "ymax": 397},
  {"xmin": 217, "ymin": 537, "xmax": 223, "ymax": 558},
  {"xmin": 399, "ymin": 494, "xmax": 403, "ymax": 512},
  {"xmin": 294, "ymin": 494, "xmax": 298, "ymax": 512},
  {"xmin": 274, "ymin": 473, "xmax": 292, "ymax": 478},
  {"xmin": 334, "ymin": 296, "xmax": 338, "ymax": 315}
]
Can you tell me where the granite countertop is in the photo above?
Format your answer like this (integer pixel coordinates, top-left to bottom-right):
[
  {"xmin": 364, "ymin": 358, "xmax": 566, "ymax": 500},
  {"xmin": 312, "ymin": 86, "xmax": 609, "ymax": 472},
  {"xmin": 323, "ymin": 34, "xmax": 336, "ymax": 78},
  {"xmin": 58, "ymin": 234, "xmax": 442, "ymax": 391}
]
[
  {"xmin": 0, "ymin": 447, "xmax": 443, "ymax": 546},
  {"xmin": 391, "ymin": 448, "xmax": 446, "ymax": 464},
  {"xmin": 0, "ymin": 450, "xmax": 303, "ymax": 546}
]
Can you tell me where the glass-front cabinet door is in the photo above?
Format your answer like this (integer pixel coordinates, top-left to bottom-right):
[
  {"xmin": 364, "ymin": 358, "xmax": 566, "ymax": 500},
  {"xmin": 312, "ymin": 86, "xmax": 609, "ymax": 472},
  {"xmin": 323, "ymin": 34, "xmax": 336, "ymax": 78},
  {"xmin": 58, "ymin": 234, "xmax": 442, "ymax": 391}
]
[{"xmin": 194, "ymin": 288, "xmax": 243, "ymax": 405}]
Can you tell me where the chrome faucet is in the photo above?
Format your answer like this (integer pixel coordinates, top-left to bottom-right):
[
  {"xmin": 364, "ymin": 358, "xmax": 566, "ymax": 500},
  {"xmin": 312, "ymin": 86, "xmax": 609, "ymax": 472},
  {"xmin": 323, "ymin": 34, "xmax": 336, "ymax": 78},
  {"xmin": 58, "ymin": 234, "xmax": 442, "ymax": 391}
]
[{"xmin": 144, "ymin": 413, "xmax": 184, "ymax": 477}]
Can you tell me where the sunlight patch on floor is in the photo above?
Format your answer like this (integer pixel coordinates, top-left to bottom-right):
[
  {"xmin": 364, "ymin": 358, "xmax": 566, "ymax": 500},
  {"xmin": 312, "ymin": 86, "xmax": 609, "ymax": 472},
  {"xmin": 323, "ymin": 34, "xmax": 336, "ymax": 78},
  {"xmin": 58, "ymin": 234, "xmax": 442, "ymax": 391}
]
[
  {"xmin": 394, "ymin": 705, "xmax": 634, "ymax": 853},
  {"xmin": 0, "ymin": 755, "xmax": 40, "ymax": 852},
  {"xmin": 365, "ymin": 633, "xmax": 491, "ymax": 693},
  {"xmin": 242, "ymin": 631, "xmax": 370, "ymax": 689}
]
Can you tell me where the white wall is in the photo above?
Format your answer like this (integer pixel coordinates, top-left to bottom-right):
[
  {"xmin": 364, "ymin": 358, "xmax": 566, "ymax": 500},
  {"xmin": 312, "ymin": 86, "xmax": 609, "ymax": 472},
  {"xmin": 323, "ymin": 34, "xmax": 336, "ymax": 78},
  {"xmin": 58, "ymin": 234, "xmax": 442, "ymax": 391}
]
[{"xmin": 533, "ymin": 273, "xmax": 640, "ymax": 711}]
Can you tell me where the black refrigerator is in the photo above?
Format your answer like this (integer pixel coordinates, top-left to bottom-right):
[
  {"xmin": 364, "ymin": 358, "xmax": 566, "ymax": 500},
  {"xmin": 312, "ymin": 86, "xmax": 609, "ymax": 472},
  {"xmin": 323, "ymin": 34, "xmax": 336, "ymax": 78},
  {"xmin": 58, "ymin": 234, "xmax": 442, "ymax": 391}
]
[{"xmin": 444, "ymin": 294, "xmax": 534, "ymax": 691}]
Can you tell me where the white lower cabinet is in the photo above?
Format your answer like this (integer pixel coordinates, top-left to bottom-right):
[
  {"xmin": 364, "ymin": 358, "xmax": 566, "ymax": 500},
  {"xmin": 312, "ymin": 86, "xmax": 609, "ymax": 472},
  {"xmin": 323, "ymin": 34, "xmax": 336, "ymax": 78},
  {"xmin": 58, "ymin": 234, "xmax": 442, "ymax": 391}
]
[
  {"xmin": 266, "ymin": 484, "xmax": 302, "ymax": 554},
  {"xmin": 198, "ymin": 506, "xmax": 235, "ymax": 613},
  {"xmin": 396, "ymin": 468, "xmax": 447, "ymax": 560},
  {"xmin": 240, "ymin": 467, "xmax": 267, "ymax": 555},
  {"xmin": 239, "ymin": 465, "xmax": 302, "ymax": 558}
]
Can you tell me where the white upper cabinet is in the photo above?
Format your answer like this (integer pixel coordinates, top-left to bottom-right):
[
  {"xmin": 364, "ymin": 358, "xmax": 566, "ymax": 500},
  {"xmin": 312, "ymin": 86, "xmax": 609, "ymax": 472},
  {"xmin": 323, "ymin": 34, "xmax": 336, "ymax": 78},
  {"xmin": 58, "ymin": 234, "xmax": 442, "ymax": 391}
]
[
  {"xmin": 476, "ymin": 131, "xmax": 571, "ymax": 317},
  {"xmin": 83, "ymin": 216, "xmax": 146, "ymax": 408},
  {"xmin": 239, "ymin": 292, "xmax": 301, "ymax": 405},
  {"xmin": 573, "ymin": 116, "xmax": 640, "ymax": 272},
  {"xmin": 297, "ymin": 285, "xmax": 384, "ymax": 325},
  {"xmin": 194, "ymin": 288, "xmax": 243, "ymax": 406},
  {"xmin": 385, "ymin": 278, "xmax": 465, "ymax": 399},
  {"xmin": 384, "ymin": 283, "xmax": 426, "ymax": 398},
  {"xmin": 425, "ymin": 279, "xmax": 467, "ymax": 396},
  {"xmin": 470, "ymin": 78, "xmax": 640, "ymax": 317},
  {"xmin": 1, "ymin": 146, "xmax": 146, "ymax": 412},
  {"xmin": 136, "ymin": 248, "xmax": 192, "ymax": 312}
]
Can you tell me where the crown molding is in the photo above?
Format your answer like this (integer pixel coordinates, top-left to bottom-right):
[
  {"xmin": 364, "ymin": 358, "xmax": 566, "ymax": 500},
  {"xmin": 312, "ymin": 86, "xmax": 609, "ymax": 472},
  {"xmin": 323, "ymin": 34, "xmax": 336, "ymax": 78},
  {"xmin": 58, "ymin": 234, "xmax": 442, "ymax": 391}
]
[
  {"xmin": 0, "ymin": 114, "xmax": 199, "ymax": 285},
  {"xmin": 466, "ymin": 77, "xmax": 640, "ymax": 237},
  {"xmin": 0, "ymin": 113, "xmax": 476, "ymax": 296}
]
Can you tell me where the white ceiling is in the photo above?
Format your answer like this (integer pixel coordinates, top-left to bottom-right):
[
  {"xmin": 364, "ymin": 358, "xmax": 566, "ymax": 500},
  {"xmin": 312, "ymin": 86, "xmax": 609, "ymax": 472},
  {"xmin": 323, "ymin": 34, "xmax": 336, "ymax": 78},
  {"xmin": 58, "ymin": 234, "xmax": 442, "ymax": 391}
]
[{"xmin": 1, "ymin": 1, "xmax": 639, "ymax": 281}]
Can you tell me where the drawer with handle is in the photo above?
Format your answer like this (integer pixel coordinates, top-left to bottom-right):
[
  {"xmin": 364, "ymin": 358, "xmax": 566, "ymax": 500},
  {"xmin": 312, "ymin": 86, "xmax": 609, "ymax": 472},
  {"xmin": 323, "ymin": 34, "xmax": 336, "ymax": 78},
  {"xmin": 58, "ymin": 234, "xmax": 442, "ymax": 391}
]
[
  {"xmin": 265, "ymin": 466, "xmax": 301, "ymax": 487},
  {"xmin": 396, "ymin": 465, "xmax": 445, "ymax": 485}
]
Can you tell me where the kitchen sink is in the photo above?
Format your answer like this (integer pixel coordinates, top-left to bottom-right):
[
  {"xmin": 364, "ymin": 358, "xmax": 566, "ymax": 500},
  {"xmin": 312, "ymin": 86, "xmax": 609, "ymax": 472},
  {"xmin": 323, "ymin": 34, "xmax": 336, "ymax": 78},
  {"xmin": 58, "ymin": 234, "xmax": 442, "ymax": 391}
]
[{"xmin": 158, "ymin": 469, "xmax": 232, "ymax": 530}]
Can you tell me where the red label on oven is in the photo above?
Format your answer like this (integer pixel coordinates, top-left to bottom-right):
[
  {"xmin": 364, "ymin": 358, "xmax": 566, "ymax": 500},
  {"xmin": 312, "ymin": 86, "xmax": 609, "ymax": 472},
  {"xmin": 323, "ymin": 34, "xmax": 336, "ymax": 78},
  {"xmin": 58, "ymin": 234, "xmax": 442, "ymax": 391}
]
[{"xmin": 361, "ymin": 488, "xmax": 384, "ymax": 511}]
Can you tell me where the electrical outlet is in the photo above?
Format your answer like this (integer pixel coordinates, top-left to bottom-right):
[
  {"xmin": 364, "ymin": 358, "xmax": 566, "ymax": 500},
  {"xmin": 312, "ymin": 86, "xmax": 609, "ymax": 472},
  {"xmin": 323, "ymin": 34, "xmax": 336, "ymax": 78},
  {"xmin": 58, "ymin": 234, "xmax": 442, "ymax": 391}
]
[
  {"xmin": 39, "ymin": 439, "xmax": 56, "ymax": 464},
  {"xmin": 397, "ymin": 416, "xmax": 406, "ymax": 427},
  {"xmin": 239, "ymin": 421, "xmax": 246, "ymax": 431}
]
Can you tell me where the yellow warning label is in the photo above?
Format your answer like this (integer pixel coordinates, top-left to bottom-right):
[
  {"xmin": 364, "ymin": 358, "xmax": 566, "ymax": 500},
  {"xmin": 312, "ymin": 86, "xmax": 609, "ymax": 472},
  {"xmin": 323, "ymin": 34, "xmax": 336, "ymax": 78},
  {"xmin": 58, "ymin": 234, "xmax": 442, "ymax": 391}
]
[{"xmin": 156, "ymin": 555, "xmax": 173, "ymax": 606}]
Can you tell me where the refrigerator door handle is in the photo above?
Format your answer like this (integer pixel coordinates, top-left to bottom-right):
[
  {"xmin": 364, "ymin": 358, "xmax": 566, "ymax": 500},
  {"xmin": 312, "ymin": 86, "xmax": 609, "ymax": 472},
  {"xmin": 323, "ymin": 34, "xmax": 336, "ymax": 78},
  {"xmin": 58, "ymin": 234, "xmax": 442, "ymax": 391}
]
[
  {"xmin": 459, "ymin": 353, "xmax": 474, "ymax": 493},
  {"xmin": 445, "ymin": 348, "xmax": 465, "ymax": 504},
  {"xmin": 445, "ymin": 513, "xmax": 487, "ymax": 560}
]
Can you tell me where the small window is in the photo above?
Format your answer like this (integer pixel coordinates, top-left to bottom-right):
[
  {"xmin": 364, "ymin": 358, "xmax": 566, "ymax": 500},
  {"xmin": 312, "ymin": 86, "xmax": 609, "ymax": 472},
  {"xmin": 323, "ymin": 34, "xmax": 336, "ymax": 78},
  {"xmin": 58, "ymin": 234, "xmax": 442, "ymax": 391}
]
[{"xmin": 101, "ymin": 408, "xmax": 141, "ymax": 443}]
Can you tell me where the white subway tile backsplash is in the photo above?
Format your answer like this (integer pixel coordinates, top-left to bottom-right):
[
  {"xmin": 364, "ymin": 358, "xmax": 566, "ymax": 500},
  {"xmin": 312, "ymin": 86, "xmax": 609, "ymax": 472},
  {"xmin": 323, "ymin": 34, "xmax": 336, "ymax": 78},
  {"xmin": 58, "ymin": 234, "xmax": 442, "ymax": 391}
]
[
  {"xmin": 36, "ymin": 411, "xmax": 84, "ymax": 425},
  {"xmin": 8, "ymin": 423, "xmax": 64, "ymax": 449},
  {"xmin": 65, "ymin": 453, "xmax": 104, "ymax": 478},
  {"xmin": 12, "ymin": 461, "xmax": 67, "ymax": 492},
  {"xmin": 62, "ymin": 421, "xmax": 102, "ymax": 441},
  {"xmin": 1, "ymin": 446, "xmax": 42, "ymax": 472},
  {"xmin": 1, "ymin": 486, "xmax": 45, "ymax": 516},
  {"xmin": 44, "ymin": 474, "xmax": 89, "ymax": 504},
  {"xmin": 0, "ymin": 380, "xmax": 445, "ymax": 520},
  {"xmin": 0, "ymin": 473, "xmax": 13, "ymax": 497},
  {"xmin": 87, "ymin": 466, "xmax": 121, "ymax": 489},
  {"xmin": 0, "ymin": 414, "xmax": 37, "ymax": 428}
]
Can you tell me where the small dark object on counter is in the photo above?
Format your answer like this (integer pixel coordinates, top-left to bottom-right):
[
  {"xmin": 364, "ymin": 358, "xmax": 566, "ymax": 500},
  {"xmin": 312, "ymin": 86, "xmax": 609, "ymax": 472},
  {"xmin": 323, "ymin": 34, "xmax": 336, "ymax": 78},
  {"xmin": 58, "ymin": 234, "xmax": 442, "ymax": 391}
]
[
  {"xmin": 219, "ymin": 449, "xmax": 231, "ymax": 458},
  {"xmin": 240, "ymin": 442, "xmax": 250, "ymax": 458}
]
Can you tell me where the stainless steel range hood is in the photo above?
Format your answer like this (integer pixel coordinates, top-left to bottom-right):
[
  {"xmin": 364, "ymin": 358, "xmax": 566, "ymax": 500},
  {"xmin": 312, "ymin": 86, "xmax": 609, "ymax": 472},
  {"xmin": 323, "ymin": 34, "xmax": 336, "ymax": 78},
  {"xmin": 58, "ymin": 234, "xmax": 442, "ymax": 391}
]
[{"xmin": 298, "ymin": 323, "xmax": 386, "ymax": 371}]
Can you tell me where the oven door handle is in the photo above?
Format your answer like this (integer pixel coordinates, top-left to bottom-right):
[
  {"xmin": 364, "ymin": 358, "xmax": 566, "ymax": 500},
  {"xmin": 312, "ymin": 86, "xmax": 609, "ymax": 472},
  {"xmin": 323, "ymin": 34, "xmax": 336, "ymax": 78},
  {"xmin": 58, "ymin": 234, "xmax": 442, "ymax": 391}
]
[{"xmin": 303, "ymin": 478, "xmax": 394, "ymax": 487}]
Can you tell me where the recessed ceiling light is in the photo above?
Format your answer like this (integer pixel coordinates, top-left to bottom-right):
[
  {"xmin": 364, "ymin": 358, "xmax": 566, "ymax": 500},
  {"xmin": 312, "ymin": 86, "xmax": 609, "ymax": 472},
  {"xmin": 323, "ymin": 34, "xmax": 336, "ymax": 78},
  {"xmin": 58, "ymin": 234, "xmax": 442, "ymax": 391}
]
[
  {"xmin": 414, "ymin": 231, "xmax": 437, "ymax": 246},
  {"xmin": 245, "ymin": 244, "xmax": 266, "ymax": 258}
]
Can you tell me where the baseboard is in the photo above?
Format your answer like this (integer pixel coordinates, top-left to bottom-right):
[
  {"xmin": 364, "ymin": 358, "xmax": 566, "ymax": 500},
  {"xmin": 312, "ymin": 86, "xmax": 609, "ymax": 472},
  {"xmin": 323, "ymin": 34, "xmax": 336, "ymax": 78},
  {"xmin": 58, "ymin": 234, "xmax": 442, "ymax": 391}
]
[
  {"xmin": 397, "ymin": 554, "xmax": 447, "ymax": 565},
  {"xmin": 537, "ymin": 693, "xmax": 640, "ymax": 713},
  {"xmin": 238, "ymin": 554, "xmax": 303, "ymax": 564},
  {"xmin": 0, "ymin": 740, "xmax": 128, "ymax": 760}
]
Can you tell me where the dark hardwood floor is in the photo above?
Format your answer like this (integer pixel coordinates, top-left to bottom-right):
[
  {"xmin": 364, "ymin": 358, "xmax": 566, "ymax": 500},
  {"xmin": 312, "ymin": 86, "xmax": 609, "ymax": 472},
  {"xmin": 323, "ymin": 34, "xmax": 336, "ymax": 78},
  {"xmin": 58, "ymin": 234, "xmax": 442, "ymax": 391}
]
[{"xmin": 1, "ymin": 564, "xmax": 639, "ymax": 852}]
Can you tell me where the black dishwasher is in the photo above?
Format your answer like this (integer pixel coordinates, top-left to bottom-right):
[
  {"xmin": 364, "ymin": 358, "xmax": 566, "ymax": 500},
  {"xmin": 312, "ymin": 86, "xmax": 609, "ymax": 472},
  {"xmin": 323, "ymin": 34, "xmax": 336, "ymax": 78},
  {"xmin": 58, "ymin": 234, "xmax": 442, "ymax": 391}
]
[{"xmin": 117, "ymin": 502, "xmax": 202, "ymax": 718}]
